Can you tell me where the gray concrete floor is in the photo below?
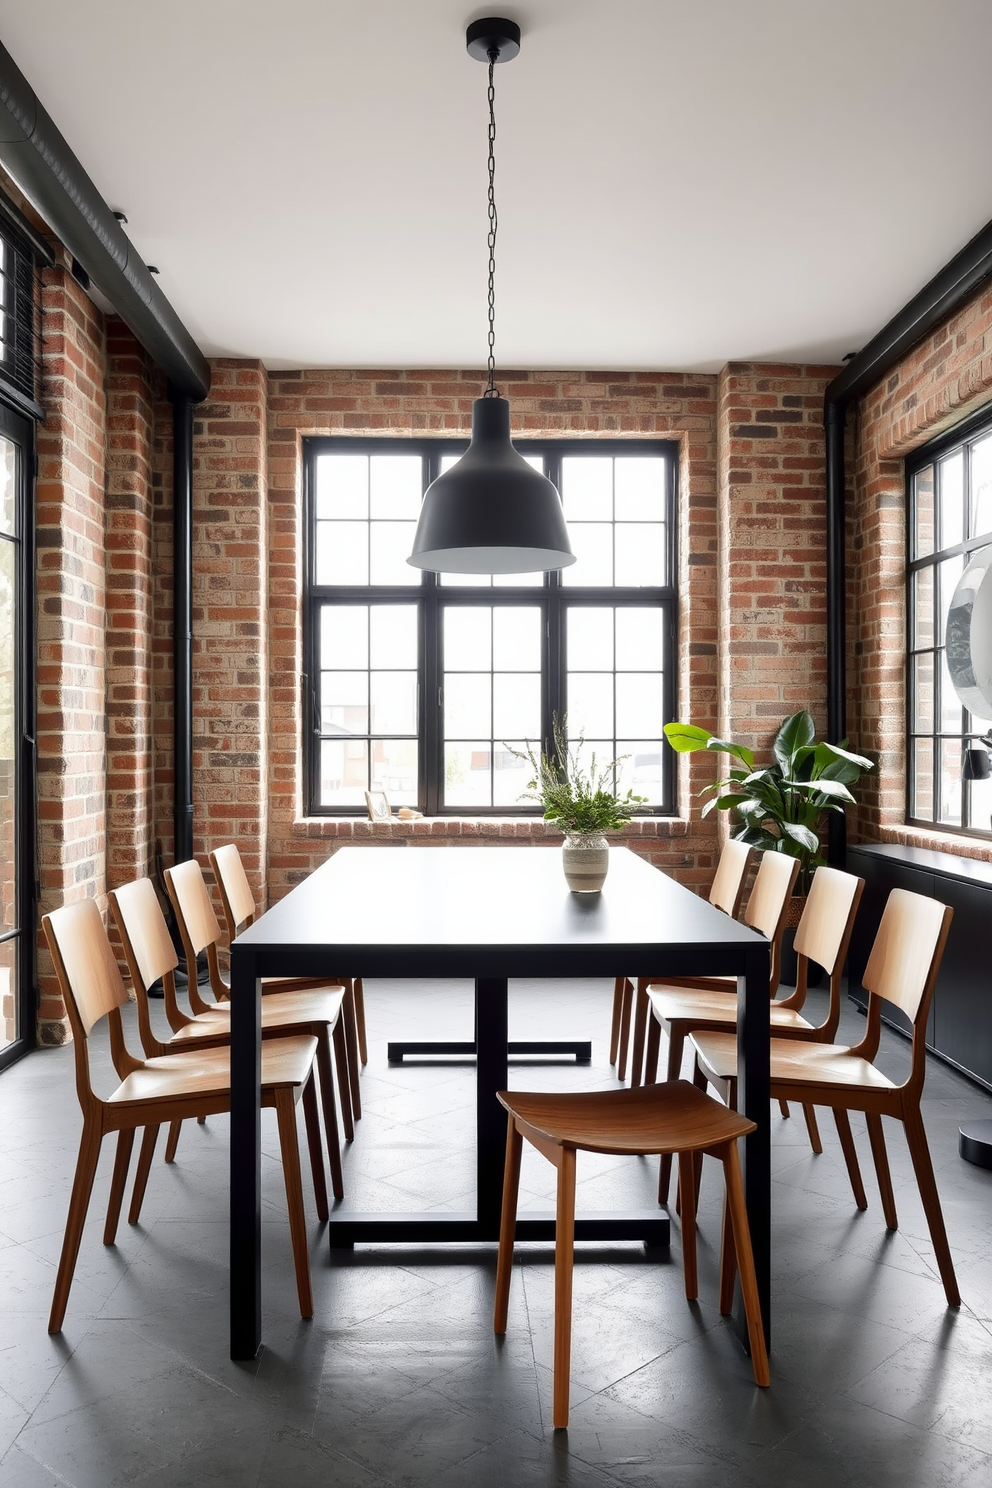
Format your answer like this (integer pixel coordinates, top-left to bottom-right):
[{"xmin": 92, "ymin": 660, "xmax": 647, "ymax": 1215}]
[{"xmin": 1, "ymin": 976, "xmax": 991, "ymax": 1487}]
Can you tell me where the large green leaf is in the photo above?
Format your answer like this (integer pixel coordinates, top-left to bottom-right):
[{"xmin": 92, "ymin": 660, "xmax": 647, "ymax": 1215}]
[
  {"xmin": 773, "ymin": 711, "xmax": 815, "ymax": 774},
  {"xmin": 779, "ymin": 821, "xmax": 820, "ymax": 853},
  {"xmin": 790, "ymin": 777, "xmax": 857, "ymax": 804},
  {"xmin": 818, "ymin": 741, "xmax": 874, "ymax": 772},
  {"xmin": 704, "ymin": 737, "xmax": 755, "ymax": 769},
  {"xmin": 663, "ymin": 722, "xmax": 712, "ymax": 753}
]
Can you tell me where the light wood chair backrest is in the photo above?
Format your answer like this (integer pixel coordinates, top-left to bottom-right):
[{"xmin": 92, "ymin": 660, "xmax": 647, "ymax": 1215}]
[
  {"xmin": 708, "ymin": 838, "xmax": 752, "ymax": 918},
  {"xmin": 42, "ymin": 900, "xmax": 140, "ymax": 1105},
  {"xmin": 109, "ymin": 877, "xmax": 190, "ymax": 1054},
  {"xmin": 794, "ymin": 866, "xmax": 863, "ymax": 976},
  {"xmin": 164, "ymin": 859, "xmax": 228, "ymax": 1010},
  {"xmin": 740, "ymin": 850, "xmax": 800, "ymax": 994},
  {"xmin": 858, "ymin": 887, "xmax": 953, "ymax": 1091},
  {"xmin": 210, "ymin": 843, "xmax": 257, "ymax": 940}
]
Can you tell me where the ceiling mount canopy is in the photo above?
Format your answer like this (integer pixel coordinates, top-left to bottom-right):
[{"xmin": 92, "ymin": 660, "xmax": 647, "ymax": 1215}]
[{"xmin": 408, "ymin": 16, "xmax": 574, "ymax": 576}]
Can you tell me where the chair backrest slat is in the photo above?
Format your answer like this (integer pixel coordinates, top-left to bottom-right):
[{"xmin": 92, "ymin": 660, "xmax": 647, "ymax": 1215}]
[
  {"xmin": 109, "ymin": 878, "xmax": 178, "ymax": 991},
  {"xmin": 863, "ymin": 887, "xmax": 951, "ymax": 1023},
  {"xmin": 210, "ymin": 843, "xmax": 256, "ymax": 938},
  {"xmin": 708, "ymin": 838, "xmax": 751, "ymax": 918},
  {"xmin": 743, "ymin": 851, "xmax": 799, "ymax": 941},
  {"xmin": 794, "ymin": 866, "xmax": 863, "ymax": 976},
  {"xmin": 43, "ymin": 900, "xmax": 128, "ymax": 1038},
  {"xmin": 165, "ymin": 860, "xmax": 222, "ymax": 959}
]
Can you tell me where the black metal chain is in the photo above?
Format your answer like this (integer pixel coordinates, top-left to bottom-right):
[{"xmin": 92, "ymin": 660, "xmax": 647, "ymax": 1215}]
[{"xmin": 484, "ymin": 49, "xmax": 499, "ymax": 397}]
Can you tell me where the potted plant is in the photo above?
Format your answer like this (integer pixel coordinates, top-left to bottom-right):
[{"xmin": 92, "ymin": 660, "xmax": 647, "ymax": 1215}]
[
  {"xmin": 511, "ymin": 718, "xmax": 645, "ymax": 892},
  {"xmin": 664, "ymin": 710, "xmax": 873, "ymax": 975}
]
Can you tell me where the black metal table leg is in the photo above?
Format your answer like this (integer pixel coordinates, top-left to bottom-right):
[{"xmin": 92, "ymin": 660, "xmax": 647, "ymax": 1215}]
[
  {"xmin": 736, "ymin": 941, "xmax": 772, "ymax": 1349},
  {"xmin": 230, "ymin": 945, "xmax": 262, "ymax": 1360},
  {"xmin": 475, "ymin": 977, "xmax": 509, "ymax": 1238},
  {"xmin": 386, "ymin": 1038, "xmax": 592, "ymax": 1063}
]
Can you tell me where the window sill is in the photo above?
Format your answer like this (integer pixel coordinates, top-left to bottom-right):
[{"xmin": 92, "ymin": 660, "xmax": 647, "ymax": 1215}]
[
  {"xmin": 871, "ymin": 823, "xmax": 992, "ymax": 864},
  {"xmin": 291, "ymin": 815, "xmax": 687, "ymax": 842}
]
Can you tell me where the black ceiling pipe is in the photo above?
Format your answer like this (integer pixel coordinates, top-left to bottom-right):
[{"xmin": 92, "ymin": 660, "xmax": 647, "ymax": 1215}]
[
  {"xmin": 0, "ymin": 38, "xmax": 209, "ymax": 401},
  {"xmin": 823, "ymin": 216, "xmax": 992, "ymax": 862},
  {"xmin": 171, "ymin": 389, "xmax": 195, "ymax": 867}
]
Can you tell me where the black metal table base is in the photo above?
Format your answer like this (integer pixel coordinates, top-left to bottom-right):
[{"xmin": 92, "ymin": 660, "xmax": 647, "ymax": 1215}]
[
  {"xmin": 326, "ymin": 1210, "xmax": 670, "ymax": 1247},
  {"xmin": 387, "ymin": 1038, "xmax": 593, "ymax": 1064}
]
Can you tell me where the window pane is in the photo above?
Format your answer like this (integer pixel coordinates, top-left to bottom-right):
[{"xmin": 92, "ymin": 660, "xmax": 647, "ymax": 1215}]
[
  {"xmin": 938, "ymin": 452, "xmax": 964, "ymax": 551},
  {"xmin": 492, "ymin": 570, "xmax": 543, "ymax": 588},
  {"xmin": 615, "ymin": 458, "xmax": 665, "ymax": 520},
  {"xmin": 913, "ymin": 653, "xmax": 934, "ymax": 732},
  {"xmin": 0, "ymin": 439, "xmax": 14, "ymax": 536},
  {"xmin": 316, "ymin": 522, "xmax": 367, "ymax": 585},
  {"xmin": 561, "ymin": 457, "xmax": 612, "ymax": 520},
  {"xmin": 444, "ymin": 608, "xmax": 491, "ymax": 671},
  {"xmin": 0, "ymin": 939, "xmax": 16, "ymax": 1053},
  {"xmin": 938, "ymin": 738, "xmax": 961, "ymax": 825},
  {"xmin": 439, "ymin": 569, "xmax": 492, "ymax": 587},
  {"xmin": 494, "ymin": 743, "xmax": 532, "ymax": 807},
  {"xmin": 938, "ymin": 555, "xmax": 964, "ymax": 638},
  {"xmin": 567, "ymin": 673, "xmax": 614, "ymax": 737},
  {"xmin": 445, "ymin": 674, "xmax": 491, "ymax": 737},
  {"xmin": 370, "ymin": 455, "xmax": 422, "ymax": 519},
  {"xmin": 616, "ymin": 675, "xmax": 664, "ymax": 737},
  {"xmin": 321, "ymin": 605, "xmax": 368, "ymax": 669},
  {"xmin": 371, "ymin": 739, "xmax": 418, "ymax": 803},
  {"xmin": 971, "ymin": 436, "xmax": 992, "ymax": 540},
  {"xmin": 617, "ymin": 741, "xmax": 663, "ymax": 802},
  {"xmin": 445, "ymin": 743, "xmax": 492, "ymax": 806},
  {"xmin": 562, "ymin": 523, "xmax": 614, "ymax": 586},
  {"xmin": 0, "ymin": 538, "xmax": 14, "ymax": 934},
  {"xmin": 321, "ymin": 672, "xmax": 368, "ymax": 735},
  {"xmin": 369, "ymin": 606, "xmax": 417, "ymax": 668},
  {"xmin": 939, "ymin": 651, "xmax": 962, "ymax": 734},
  {"xmin": 616, "ymin": 608, "xmax": 665, "ymax": 670},
  {"xmin": 370, "ymin": 672, "xmax": 417, "ymax": 734},
  {"xmin": 912, "ymin": 738, "xmax": 934, "ymax": 821},
  {"xmin": 912, "ymin": 569, "xmax": 934, "ymax": 649},
  {"xmin": 493, "ymin": 673, "xmax": 541, "ymax": 738},
  {"xmin": 316, "ymin": 454, "xmax": 368, "ymax": 519},
  {"xmin": 968, "ymin": 770, "xmax": 992, "ymax": 832},
  {"xmin": 913, "ymin": 465, "xmax": 934, "ymax": 560},
  {"xmin": 568, "ymin": 607, "xmax": 614, "ymax": 670},
  {"xmin": 614, "ymin": 523, "xmax": 667, "ymax": 586},
  {"xmin": 493, "ymin": 608, "xmax": 540, "ymax": 671},
  {"xmin": 369, "ymin": 521, "xmax": 420, "ymax": 585},
  {"xmin": 320, "ymin": 739, "xmax": 369, "ymax": 806}
]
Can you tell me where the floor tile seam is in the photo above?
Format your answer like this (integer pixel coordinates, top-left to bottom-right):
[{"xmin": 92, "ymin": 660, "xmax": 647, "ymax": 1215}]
[{"xmin": 1, "ymin": 1436, "xmax": 79, "ymax": 1488}]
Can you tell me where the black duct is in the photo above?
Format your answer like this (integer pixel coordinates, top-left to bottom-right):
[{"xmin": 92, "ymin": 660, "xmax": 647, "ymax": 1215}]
[{"xmin": 823, "ymin": 217, "xmax": 992, "ymax": 861}]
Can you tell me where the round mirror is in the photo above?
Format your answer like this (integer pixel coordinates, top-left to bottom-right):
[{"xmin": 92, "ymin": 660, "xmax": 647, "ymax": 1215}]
[{"xmin": 947, "ymin": 546, "xmax": 992, "ymax": 721}]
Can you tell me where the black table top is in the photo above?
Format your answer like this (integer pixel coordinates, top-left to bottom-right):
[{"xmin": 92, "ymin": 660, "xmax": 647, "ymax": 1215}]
[{"xmin": 233, "ymin": 846, "xmax": 765, "ymax": 981}]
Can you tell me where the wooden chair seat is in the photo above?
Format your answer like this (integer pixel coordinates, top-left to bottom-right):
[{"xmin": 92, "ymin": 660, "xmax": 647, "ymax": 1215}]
[
  {"xmin": 494, "ymin": 1080, "xmax": 769, "ymax": 1429},
  {"xmin": 43, "ymin": 899, "xmax": 325, "ymax": 1333},
  {"xmin": 167, "ymin": 988, "xmax": 346, "ymax": 1041},
  {"xmin": 648, "ymin": 986, "xmax": 820, "ymax": 1038},
  {"xmin": 690, "ymin": 887, "xmax": 960, "ymax": 1309},
  {"xmin": 209, "ymin": 843, "xmax": 368, "ymax": 1115}
]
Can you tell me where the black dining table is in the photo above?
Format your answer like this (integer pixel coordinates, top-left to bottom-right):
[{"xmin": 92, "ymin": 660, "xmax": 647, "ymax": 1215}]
[{"xmin": 229, "ymin": 844, "xmax": 770, "ymax": 1360}]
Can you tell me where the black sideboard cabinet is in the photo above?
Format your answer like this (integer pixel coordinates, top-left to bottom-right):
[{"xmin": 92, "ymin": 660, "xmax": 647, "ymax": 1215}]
[{"xmin": 846, "ymin": 843, "xmax": 992, "ymax": 1093}]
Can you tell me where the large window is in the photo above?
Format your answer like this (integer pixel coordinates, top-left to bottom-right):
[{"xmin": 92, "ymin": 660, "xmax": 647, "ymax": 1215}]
[
  {"xmin": 907, "ymin": 409, "xmax": 992, "ymax": 836},
  {"xmin": 304, "ymin": 438, "xmax": 677, "ymax": 816}
]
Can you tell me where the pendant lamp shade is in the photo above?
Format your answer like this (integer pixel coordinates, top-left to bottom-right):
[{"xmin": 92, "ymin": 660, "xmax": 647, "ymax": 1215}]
[{"xmin": 407, "ymin": 397, "xmax": 576, "ymax": 573}]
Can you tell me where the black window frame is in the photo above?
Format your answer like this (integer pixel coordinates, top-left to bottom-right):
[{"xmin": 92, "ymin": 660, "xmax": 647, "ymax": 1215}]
[
  {"xmin": 303, "ymin": 435, "xmax": 678, "ymax": 817},
  {"xmin": 906, "ymin": 403, "xmax": 992, "ymax": 840}
]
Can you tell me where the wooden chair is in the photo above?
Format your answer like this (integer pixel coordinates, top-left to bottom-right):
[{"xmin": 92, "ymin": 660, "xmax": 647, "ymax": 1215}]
[
  {"xmin": 164, "ymin": 857, "xmax": 354, "ymax": 1162},
  {"xmin": 691, "ymin": 887, "xmax": 960, "ymax": 1307},
  {"xmin": 645, "ymin": 862, "xmax": 863, "ymax": 1199},
  {"xmin": 42, "ymin": 899, "xmax": 325, "ymax": 1331},
  {"xmin": 109, "ymin": 874, "xmax": 347, "ymax": 1198},
  {"xmin": 210, "ymin": 843, "xmax": 368, "ymax": 1112},
  {"xmin": 494, "ymin": 1081, "xmax": 769, "ymax": 1429},
  {"xmin": 611, "ymin": 838, "xmax": 752, "ymax": 1080}
]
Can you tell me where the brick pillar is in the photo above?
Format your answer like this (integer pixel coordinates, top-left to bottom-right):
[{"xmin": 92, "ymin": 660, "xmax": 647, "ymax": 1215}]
[{"xmin": 36, "ymin": 264, "xmax": 108, "ymax": 1043}]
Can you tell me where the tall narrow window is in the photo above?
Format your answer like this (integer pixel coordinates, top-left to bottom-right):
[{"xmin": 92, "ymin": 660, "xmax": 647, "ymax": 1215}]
[
  {"xmin": 907, "ymin": 412, "xmax": 992, "ymax": 836},
  {"xmin": 305, "ymin": 438, "xmax": 677, "ymax": 816}
]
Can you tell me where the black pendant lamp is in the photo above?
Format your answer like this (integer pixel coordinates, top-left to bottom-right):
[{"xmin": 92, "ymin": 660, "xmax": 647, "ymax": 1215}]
[{"xmin": 408, "ymin": 18, "xmax": 575, "ymax": 575}]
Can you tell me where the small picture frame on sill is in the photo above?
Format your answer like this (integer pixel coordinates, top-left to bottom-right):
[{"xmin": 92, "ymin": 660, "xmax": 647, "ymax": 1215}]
[{"xmin": 365, "ymin": 790, "xmax": 392, "ymax": 822}]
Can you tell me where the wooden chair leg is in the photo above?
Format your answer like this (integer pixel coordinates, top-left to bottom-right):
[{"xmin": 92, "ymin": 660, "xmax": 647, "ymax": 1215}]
[
  {"xmin": 718, "ymin": 1188, "xmax": 737, "ymax": 1315},
  {"xmin": 902, "ymin": 1107, "xmax": 961, "ymax": 1307},
  {"xmin": 342, "ymin": 981, "xmax": 362, "ymax": 1120},
  {"xmin": 616, "ymin": 977, "xmax": 633, "ymax": 1081},
  {"xmin": 302, "ymin": 1072, "xmax": 330, "ymax": 1219},
  {"xmin": 802, "ymin": 1102, "xmax": 823, "ymax": 1154},
  {"xmin": 629, "ymin": 979, "xmax": 649, "ymax": 1089},
  {"xmin": 865, "ymin": 1112, "xmax": 895, "ymax": 1226},
  {"xmin": 164, "ymin": 1119, "xmax": 182, "ymax": 1164},
  {"xmin": 331, "ymin": 1019, "xmax": 355, "ymax": 1142},
  {"xmin": 353, "ymin": 976, "xmax": 368, "ymax": 1066},
  {"xmin": 677, "ymin": 1150, "xmax": 698, "ymax": 1300},
  {"xmin": 609, "ymin": 976, "xmax": 625, "ymax": 1066},
  {"xmin": 494, "ymin": 1120, "xmax": 523, "ymax": 1334},
  {"xmin": 657, "ymin": 1027, "xmax": 686, "ymax": 1204},
  {"xmin": 49, "ymin": 1122, "xmax": 103, "ymax": 1334},
  {"xmin": 553, "ymin": 1146, "xmax": 577, "ymax": 1430},
  {"xmin": 315, "ymin": 1037, "xmax": 344, "ymax": 1202},
  {"xmin": 274, "ymin": 1090, "xmax": 314, "ymax": 1319},
  {"xmin": 778, "ymin": 1099, "xmax": 791, "ymax": 1119},
  {"xmin": 643, "ymin": 1016, "xmax": 661, "ymax": 1086},
  {"xmin": 834, "ymin": 1109, "xmax": 868, "ymax": 1212},
  {"xmin": 128, "ymin": 1125, "xmax": 160, "ymax": 1225},
  {"xmin": 103, "ymin": 1129, "xmax": 135, "ymax": 1245},
  {"xmin": 720, "ymin": 1142, "xmax": 770, "ymax": 1388}
]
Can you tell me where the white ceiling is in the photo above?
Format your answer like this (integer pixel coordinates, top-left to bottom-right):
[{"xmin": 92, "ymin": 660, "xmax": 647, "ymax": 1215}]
[{"xmin": 1, "ymin": 0, "xmax": 991, "ymax": 373}]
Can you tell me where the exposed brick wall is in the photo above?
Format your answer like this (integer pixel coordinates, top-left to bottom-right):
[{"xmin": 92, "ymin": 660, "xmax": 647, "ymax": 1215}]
[
  {"xmin": 717, "ymin": 364, "xmax": 839, "ymax": 756},
  {"xmin": 35, "ymin": 264, "xmax": 108, "ymax": 1043},
  {"xmin": 850, "ymin": 284, "xmax": 992, "ymax": 863}
]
